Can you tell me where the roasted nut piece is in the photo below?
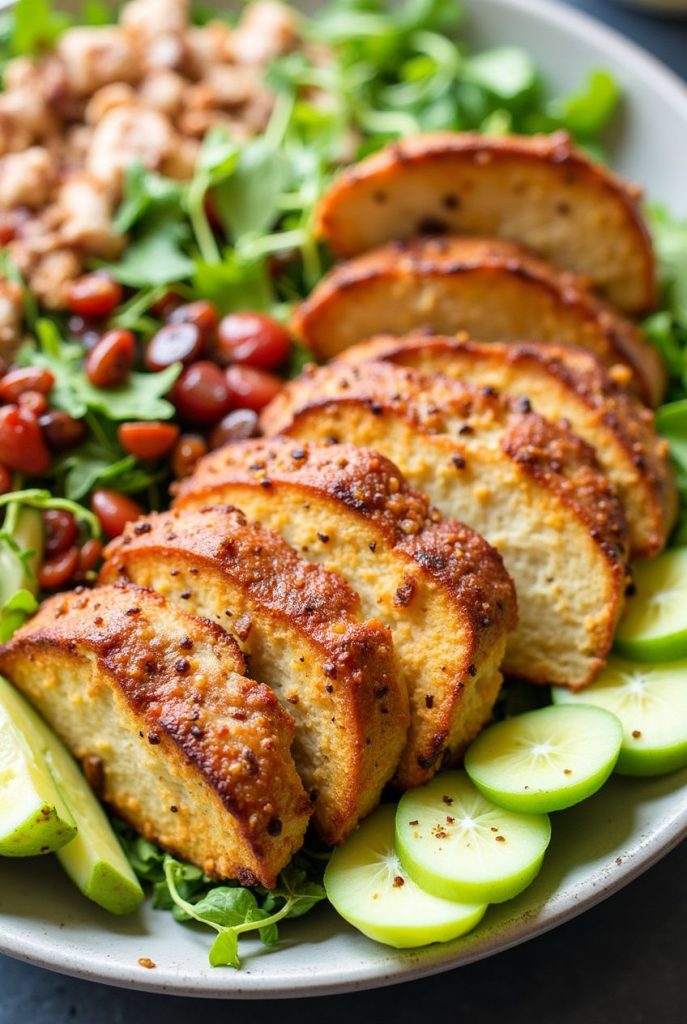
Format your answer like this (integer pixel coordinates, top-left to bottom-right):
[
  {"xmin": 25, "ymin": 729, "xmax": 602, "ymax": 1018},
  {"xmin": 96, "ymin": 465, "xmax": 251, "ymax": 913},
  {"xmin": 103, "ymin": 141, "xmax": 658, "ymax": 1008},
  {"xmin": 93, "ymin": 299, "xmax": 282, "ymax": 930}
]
[{"xmin": 0, "ymin": 583, "xmax": 310, "ymax": 885}]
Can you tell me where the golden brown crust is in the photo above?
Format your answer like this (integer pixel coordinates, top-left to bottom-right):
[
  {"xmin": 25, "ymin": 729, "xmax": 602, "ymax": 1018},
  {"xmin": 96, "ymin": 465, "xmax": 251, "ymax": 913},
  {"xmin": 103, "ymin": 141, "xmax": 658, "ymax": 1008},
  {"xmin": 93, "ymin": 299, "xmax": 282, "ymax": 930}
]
[
  {"xmin": 315, "ymin": 132, "xmax": 656, "ymax": 315},
  {"xmin": 173, "ymin": 439, "xmax": 517, "ymax": 785},
  {"xmin": 0, "ymin": 583, "xmax": 310, "ymax": 884},
  {"xmin": 100, "ymin": 505, "xmax": 407, "ymax": 844},
  {"xmin": 339, "ymin": 334, "xmax": 677, "ymax": 556},
  {"xmin": 293, "ymin": 236, "xmax": 665, "ymax": 405},
  {"xmin": 260, "ymin": 364, "xmax": 630, "ymax": 687}
]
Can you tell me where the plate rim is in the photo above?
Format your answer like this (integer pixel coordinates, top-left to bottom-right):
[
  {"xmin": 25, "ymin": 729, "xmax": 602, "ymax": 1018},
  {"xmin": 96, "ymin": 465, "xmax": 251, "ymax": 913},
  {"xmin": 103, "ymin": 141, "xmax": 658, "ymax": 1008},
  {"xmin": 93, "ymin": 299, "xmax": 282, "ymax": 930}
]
[{"xmin": 2, "ymin": 0, "xmax": 687, "ymax": 998}]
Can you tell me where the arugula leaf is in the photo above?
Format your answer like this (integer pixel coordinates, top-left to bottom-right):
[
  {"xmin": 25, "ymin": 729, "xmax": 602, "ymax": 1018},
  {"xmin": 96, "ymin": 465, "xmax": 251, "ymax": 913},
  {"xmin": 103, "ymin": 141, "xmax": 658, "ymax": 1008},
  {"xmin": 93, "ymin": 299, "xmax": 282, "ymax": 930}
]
[
  {"xmin": 650, "ymin": 206, "xmax": 687, "ymax": 329},
  {"xmin": 9, "ymin": 0, "xmax": 70, "ymax": 55},
  {"xmin": 114, "ymin": 162, "xmax": 185, "ymax": 235},
  {"xmin": 193, "ymin": 255, "xmax": 275, "ymax": 314},
  {"xmin": 81, "ymin": 0, "xmax": 113, "ymax": 26},
  {"xmin": 552, "ymin": 69, "xmax": 620, "ymax": 138},
  {"xmin": 213, "ymin": 139, "xmax": 290, "ymax": 241},
  {"xmin": 101, "ymin": 212, "xmax": 194, "ymax": 288},
  {"xmin": 465, "ymin": 47, "xmax": 538, "ymax": 105}
]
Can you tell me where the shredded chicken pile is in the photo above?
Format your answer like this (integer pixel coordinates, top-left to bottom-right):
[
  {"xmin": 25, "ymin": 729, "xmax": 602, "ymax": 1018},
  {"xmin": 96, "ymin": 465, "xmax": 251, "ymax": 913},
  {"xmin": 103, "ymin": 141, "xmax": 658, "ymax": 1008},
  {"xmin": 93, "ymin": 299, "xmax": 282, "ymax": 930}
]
[{"xmin": 0, "ymin": 0, "xmax": 301, "ymax": 342}]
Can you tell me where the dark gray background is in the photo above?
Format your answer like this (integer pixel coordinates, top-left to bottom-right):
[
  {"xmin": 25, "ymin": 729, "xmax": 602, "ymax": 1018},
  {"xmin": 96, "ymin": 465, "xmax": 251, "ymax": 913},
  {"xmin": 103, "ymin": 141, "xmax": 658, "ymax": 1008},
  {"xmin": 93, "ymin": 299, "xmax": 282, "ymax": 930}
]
[{"xmin": 1, "ymin": 1, "xmax": 686, "ymax": 1020}]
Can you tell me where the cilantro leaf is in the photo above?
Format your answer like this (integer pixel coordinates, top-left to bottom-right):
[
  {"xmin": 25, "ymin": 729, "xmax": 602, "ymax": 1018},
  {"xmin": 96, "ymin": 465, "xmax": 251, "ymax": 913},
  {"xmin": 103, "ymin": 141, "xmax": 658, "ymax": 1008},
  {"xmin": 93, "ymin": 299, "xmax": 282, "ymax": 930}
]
[{"xmin": 9, "ymin": 0, "xmax": 70, "ymax": 55}]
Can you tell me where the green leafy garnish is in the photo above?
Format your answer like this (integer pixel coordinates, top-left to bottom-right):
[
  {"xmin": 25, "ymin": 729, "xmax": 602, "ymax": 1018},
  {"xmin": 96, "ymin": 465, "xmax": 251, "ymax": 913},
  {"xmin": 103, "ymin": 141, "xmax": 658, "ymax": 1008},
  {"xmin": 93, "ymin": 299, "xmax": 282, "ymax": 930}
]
[{"xmin": 8, "ymin": 0, "xmax": 70, "ymax": 55}]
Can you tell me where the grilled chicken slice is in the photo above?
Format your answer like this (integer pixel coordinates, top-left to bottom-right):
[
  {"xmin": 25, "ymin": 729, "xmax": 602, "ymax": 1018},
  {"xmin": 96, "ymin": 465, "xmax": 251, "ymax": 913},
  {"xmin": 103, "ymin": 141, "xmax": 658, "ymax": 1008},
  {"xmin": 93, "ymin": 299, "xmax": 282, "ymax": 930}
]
[
  {"xmin": 261, "ymin": 364, "xmax": 630, "ymax": 690},
  {"xmin": 292, "ymin": 236, "xmax": 664, "ymax": 406},
  {"xmin": 173, "ymin": 440, "xmax": 517, "ymax": 789},
  {"xmin": 338, "ymin": 335, "xmax": 677, "ymax": 558},
  {"xmin": 100, "ymin": 505, "xmax": 406, "ymax": 844},
  {"xmin": 0, "ymin": 583, "xmax": 310, "ymax": 886},
  {"xmin": 315, "ymin": 132, "xmax": 656, "ymax": 316}
]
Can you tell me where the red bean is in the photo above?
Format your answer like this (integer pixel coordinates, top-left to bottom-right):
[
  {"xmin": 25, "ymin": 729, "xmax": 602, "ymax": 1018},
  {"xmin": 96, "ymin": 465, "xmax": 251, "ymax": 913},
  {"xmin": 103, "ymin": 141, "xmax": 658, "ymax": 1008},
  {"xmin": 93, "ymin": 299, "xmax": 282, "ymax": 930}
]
[
  {"xmin": 0, "ymin": 405, "xmax": 51, "ymax": 474},
  {"xmin": 216, "ymin": 313, "xmax": 291, "ymax": 370},
  {"xmin": 118, "ymin": 421, "xmax": 180, "ymax": 461},
  {"xmin": 18, "ymin": 391, "xmax": 48, "ymax": 416},
  {"xmin": 225, "ymin": 365, "xmax": 283, "ymax": 412},
  {"xmin": 38, "ymin": 546, "xmax": 80, "ymax": 591},
  {"xmin": 67, "ymin": 315, "xmax": 102, "ymax": 352},
  {"xmin": 149, "ymin": 290, "xmax": 182, "ymax": 319},
  {"xmin": 0, "ymin": 464, "xmax": 10, "ymax": 494},
  {"xmin": 44, "ymin": 509, "xmax": 78, "ymax": 557},
  {"xmin": 171, "ymin": 434, "xmax": 208, "ymax": 478},
  {"xmin": 209, "ymin": 408, "xmax": 259, "ymax": 449},
  {"xmin": 65, "ymin": 274, "xmax": 123, "ymax": 319},
  {"xmin": 172, "ymin": 361, "xmax": 231, "ymax": 424},
  {"xmin": 86, "ymin": 329, "xmax": 135, "ymax": 389},
  {"xmin": 39, "ymin": 411, "xmax": 87, "ymax": 452},
  {"xmin": 78, "ymin": 538, "xmax": 103, "ymax": 573},
  {"xmin": 168, "ymin": 301, "xmax": 218, "ymax": 342},
  {"xmin": 145, "ymin": 323, "xmax": 205, "ymax": 372},
  {"xmin": 0, "ymin": 367, "xmax": 54, "ymax": 402},
  {"xmin": 91, "ymin": 489, "xmax": 144, "ymax": 539}
]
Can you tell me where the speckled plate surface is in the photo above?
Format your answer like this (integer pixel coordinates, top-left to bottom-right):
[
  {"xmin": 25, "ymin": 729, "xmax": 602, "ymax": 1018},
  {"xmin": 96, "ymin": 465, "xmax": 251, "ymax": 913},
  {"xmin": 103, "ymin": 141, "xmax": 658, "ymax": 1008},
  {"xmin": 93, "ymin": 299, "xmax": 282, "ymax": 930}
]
[{"xmin": 0, "ymin": 0, "xmax": 686, "ymax": 998}]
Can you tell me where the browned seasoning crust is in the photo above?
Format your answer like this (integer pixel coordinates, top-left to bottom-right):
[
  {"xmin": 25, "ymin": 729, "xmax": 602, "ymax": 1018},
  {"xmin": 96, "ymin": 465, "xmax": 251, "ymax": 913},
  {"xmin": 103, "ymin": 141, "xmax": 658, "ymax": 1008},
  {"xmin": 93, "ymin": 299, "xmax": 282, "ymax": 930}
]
[
  {"xmin": 292, "ymin": 236, "xmax": 665, "ymax": 406},
  {"xmin": 100, "ymin": 505, "xmax": 407, "ymax": 844},
  {"xmin": 173, "ymin": 439, "xmax": 517, "ymax": 788},
  {"xmin": 314, "ymin": 131, "xmax": 657, "ymax": 315},
  {"xmin": 338, "ymin": 333, "xmax": 677, "ymax": 556},
  {"xmin": 260, "ymin": 363, "xmax": 630, "ymax": 689},
  {"xmin": 0, "ymin": 583, "xmax": 310, "ymax": 885}
]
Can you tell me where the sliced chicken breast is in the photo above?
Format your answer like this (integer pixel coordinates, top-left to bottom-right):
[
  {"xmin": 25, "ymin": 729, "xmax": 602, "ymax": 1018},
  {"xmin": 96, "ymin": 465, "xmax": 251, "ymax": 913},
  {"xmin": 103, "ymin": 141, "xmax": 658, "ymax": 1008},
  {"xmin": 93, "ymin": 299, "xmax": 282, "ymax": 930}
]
[
  {"xmin": 100, "ymin": 505, "xmax": 407, "ymax": 844},
  {"xmin": 315, "ymin": 132, "xmax": 656, "ymax": 315},
  {"xmin": 338, "ymin": 334, "xmax": 677, "ymax": 557},
  {"xmin": 0, "ymin": 583, "xmax": 310, "ymax": 886},
  {"xmin": 292, "ymin": 236, "xmax": 664, "ymax": 405},
  {"xmin": 173, "ymin": 440, "xmax": 517, "ymax": 789},
  {"xmin": 261, "ymin": 363, "xmax": 630, "ymax": 690}
]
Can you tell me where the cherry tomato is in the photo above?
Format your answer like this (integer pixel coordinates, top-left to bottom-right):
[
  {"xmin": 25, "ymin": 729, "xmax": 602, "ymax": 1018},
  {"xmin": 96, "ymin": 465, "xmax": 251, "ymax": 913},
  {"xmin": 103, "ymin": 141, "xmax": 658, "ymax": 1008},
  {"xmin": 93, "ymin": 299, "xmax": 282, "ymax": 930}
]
[
  {"xmin": 145, "ymin": 323, "xmax": 205, "ymax": 372},
  {"xmin": 0, "ymin": 367, "xmax": 54, "ymax": 402},
  {"xmin": 18, "ymin": 391, "xmax": 48, "ymax": 416},
  {"xmin": 86, "ymin": 329, "xmax": 135, "ymax": 389},
  {"xmin": 0, "ymin": 405, "xmax": 51, "ymax": 474},
  {"xmin": 171, "ymin": 434, "xmax": 208, "ymax": 479},
  {"xmin": 118, "ymin": 421, "xmax": 180, "ymax": 461},
  {"xmin": 225, "ymin": 365, "xmax": 283, "ymax": 412},
  {"xmin": 168, "ymin": 301, "xmax": 218, "ymax": 342},
  {"xmin": 216, "ymin": 313, "xmax": 291, "ymax": 370},
  {"xmin": 39, "ymin": 546, "xmax": 80, "ymax": 591},
  {"xmin": 91, "ymin": 489, "xmax": 144, "ymax": 539},
  {"xmin": 44, "ymin": 509, "xmax": 78, "ymax": 557},
  {"xmin": 65, "ymin": 274, "xmax": 123, "ymax": 319},
  {"xmin": 209, "ymin": 408, "xmax": 259, "ymax": 449},
  {"xmin": 78, "ymin": 538, "xmax": 103, "ymax": 573},
  {"xmin": 172, "ymin": 361, "xmax": 231, "ymax": 424},
  {"xmin": 40, "ymin": 411, "xmax": 87, "ymax": 452},
  {"xmin": 0, "ymin": 464, "xmax": 10, "ymax": 494}
]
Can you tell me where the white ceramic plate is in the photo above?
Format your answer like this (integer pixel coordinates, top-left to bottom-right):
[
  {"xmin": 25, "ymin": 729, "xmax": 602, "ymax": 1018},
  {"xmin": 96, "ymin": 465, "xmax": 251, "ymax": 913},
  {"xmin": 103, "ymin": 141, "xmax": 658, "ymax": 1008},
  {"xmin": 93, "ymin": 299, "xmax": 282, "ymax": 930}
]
[{"xmin": 1, "ymin": 0, "xmax": 686, "ymax": 998}]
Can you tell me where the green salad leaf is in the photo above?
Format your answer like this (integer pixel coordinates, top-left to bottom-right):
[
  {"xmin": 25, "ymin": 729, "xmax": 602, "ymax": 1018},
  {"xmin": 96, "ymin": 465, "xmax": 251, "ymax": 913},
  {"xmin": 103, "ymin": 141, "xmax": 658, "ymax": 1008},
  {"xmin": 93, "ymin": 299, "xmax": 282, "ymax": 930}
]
[{"xmin": 9, "ymin": 0, "xmax": 70, "ymax": 56}]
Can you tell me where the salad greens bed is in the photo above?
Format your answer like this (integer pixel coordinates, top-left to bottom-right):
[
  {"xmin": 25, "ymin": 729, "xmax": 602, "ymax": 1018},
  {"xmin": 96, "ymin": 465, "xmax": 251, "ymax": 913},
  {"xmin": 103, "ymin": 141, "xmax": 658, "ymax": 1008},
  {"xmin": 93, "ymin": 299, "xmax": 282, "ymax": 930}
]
[{"xmin": 0, "ymin": 0, "xmax": 687, "ymax": 969}]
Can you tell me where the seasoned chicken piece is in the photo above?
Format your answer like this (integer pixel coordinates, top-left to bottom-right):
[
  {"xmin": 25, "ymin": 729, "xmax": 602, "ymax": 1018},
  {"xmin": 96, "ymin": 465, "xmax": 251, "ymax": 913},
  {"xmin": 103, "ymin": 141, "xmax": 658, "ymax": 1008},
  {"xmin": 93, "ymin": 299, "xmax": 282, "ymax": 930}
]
[
  {"xmin": 174, "ymin": 440, "xmax": 516, "ymax": 789},
  {"xmin": 203, "ymin": 64, "xmax": 261, "ymax": 109},
  {"xmin": 262, "ymin": 363, "xmax": 630, "ymax": 690},
  {"xmin": 139, "ymin": 70, "xmax": 187, "ymax": 117},
  {"xmin": 0, "ymin": 89, "xmax": 57, "ymax": 155},
  {"xmin": 315, "ymin": 132, "xmax": 657, "ymax": 315},
  {"xmin": 84, "ymin": 83, "xmax": 138, "ymax": 125},
  {"xmin": 183, "ymin": 22, "xmax": 234, "ymax": 76},
  {"xmin": 57, "ymin": 176, "xmax": 125, "ymax": 259},
  {"xmin": 0, "ymin": 584, "xmax": 310, "ymax": 885},
  {"xmin": 292, "ymin": 236, "xmax": 665, "ymax": 406},
  {"xmin": 121, "ymin": 0, "xmax": 189, "ymax": 70},
  {"xmin": 101, "ymin": 505, "xmax": 407, "ymax": 844},
  {"xmin": 29, "ymin": 250, "xmax": 84, "ymax": 310},
  {"xmin": 0, "ymin": 148, "xmax": 57, "ymax": 210},
  {"xmin": 56, "ymin": 28, "xmax": 140, "ymax": 97},
  {"xmin": 338, "ymin": 335, "xmax": 677, "ymax": 558},
  {"xmin": 0, "ymin": 279, "xmax": 24, "ymax": 358},
  {"xmin": 230, "ymin": 2, "xmax": 298, "ymax": 64},
  {"xmin": 86, "ymin": 106, "xmax": 177, "ymax": 194}
]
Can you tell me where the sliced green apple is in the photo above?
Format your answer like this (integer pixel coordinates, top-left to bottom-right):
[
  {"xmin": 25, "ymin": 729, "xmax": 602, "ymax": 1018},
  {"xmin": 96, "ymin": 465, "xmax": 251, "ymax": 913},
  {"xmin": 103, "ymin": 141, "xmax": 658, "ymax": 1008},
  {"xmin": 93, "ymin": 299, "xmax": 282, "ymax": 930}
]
[
  {"xmin": 396, "ymin": 771, "xmax": 551, "ymax": 904},
  {"xmin": 553, "ymin": 656, "xmax": 687, "ymax": 777},
  {"xmin": 324, "ymin": 804, "xmax": 487, "ymax": 948},
  {"xmin": 0, "ymin": 679, "xmax": 76, "ymax": 856},
  {"xmin": 0, "ymin": 677, "xmax": 143, "ymax": 914},
  {"xmin": 464, "ymin": 704, "xmax": 622, "ymax": 813},
  {"xmin": 615, "ymin": 548, "xmax": 687, "ymax": 662}
]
